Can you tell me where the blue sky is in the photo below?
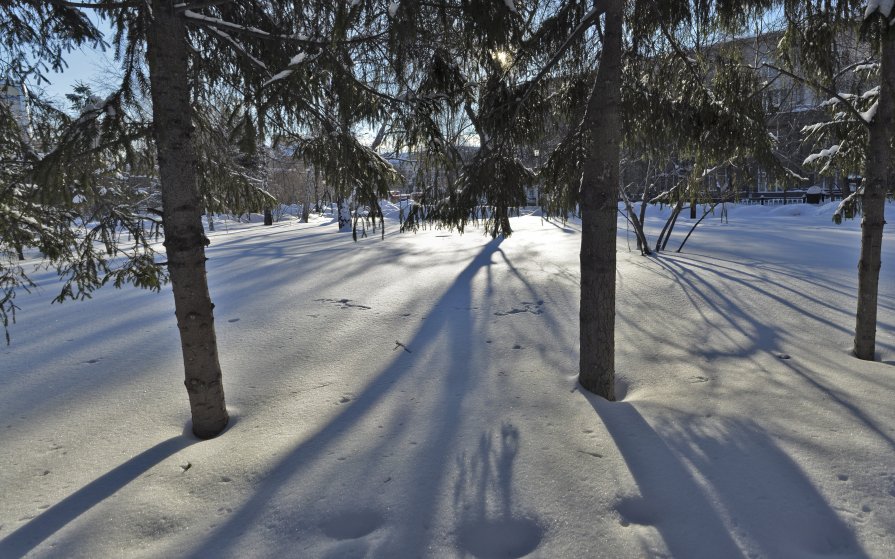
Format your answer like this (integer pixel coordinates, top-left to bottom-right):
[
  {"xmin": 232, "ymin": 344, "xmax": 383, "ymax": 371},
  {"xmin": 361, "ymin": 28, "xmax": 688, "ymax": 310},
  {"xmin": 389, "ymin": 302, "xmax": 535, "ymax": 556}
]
[{"xmin": 39, "ymin": 11, "xmax": 116, "ymax": 105}]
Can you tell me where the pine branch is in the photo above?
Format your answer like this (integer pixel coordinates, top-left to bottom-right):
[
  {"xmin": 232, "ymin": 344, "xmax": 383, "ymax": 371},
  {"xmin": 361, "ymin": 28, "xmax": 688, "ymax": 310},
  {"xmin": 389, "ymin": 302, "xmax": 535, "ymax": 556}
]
[
  {"xmin": 758, "ymin": 62, "xmax": 870, "ymax": 127},
  {"xmin": 57, "ymin": 1, "xmax": 140, "ymax": 7},
  {"xmin": 513, "ymin": 2, "xmax": 607, "ymax": 110},
  {"xmin": 182, "ymin": 9, "xmax": 387, "ymax": 46}
]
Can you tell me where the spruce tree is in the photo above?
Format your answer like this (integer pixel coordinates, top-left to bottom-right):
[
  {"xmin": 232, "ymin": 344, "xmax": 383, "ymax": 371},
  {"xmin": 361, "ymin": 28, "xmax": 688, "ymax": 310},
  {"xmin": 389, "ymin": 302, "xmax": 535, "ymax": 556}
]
[
  {"xmin": 778, "ymin": 0, "xmax": 892, "ymax": 360},
  {"xmin": 1, "ymin": 1, "xmax": 403, "ymax": 436}
]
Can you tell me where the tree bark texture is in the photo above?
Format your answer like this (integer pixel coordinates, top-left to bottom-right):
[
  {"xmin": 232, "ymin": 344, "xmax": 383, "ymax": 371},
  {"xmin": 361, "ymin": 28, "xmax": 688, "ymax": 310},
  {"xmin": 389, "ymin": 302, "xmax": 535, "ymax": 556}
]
[
  {"xmin": 854, "ymin": 30, "xmax": 894, "ymax": 360},
  {"xmin": 146, "ymin": 0, "xmax": 229, "ymax": 438},
  {"xmin": 578, "ymin": 0, "xmax": 623, "ymax": 400}
]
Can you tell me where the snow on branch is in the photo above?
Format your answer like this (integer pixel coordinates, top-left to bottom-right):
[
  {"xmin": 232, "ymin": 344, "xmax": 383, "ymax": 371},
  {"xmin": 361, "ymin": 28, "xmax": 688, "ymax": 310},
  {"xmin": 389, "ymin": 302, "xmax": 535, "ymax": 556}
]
[
  {"xmin": 205, "ymin": 26, "xmax": 268, "ymax": 73},
  {"xmin": 262, "ymin": 51, "xmax": 322, "ymax": 87},
  {"xmin": 182, "ymin": 8, "xmax": 387, "ymax": 46},
  {"xmin": 183, "ymin": 10, "xmax": 271, "ymax": 37},
  {"xmin": 833, "ymin": 187, "xmax": 863, "ymax": 224},
  {"xmin": 760, "ymin": 62, "xmax": 870, "ymax": 127},
  {"xmin": 803, "ymin": 144, "xmax": 839, "ymax": 166},
  {"xmin": 262, "ymin": 69, "xmax": 294, "ymax": 87},
  {"xmin": 865, "ymin": 0, "xmax": 895, "ymax": 20}
]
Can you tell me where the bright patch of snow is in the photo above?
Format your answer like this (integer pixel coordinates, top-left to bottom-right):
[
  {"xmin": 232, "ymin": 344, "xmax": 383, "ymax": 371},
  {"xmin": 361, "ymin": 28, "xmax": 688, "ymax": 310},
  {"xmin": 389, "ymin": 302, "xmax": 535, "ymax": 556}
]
[{"xmin": 0, "ymin": 204, "xmax": 893, "ymax": 557}]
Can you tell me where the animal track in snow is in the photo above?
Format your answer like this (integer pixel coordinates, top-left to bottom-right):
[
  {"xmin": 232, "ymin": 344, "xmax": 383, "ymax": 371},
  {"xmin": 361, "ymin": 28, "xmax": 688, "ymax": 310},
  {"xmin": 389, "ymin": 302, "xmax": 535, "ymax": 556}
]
[
  {"xmin": 319, "ymin": 510, "xmax": 384, "ymax": 540},
  {"xmin": 494, "ymin": 300, "xmax": 544, "ymax": 316},
  {"xmin": 316, "ymin": 298, "xmax": 371, "ymax": 310}
]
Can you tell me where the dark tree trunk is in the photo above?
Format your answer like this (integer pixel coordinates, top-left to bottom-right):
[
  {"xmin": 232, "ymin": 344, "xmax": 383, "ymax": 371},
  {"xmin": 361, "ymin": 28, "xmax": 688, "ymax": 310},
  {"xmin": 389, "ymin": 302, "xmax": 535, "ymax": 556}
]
[
  {"xmin": 207, "ymin": 210, "xmax": 215, "ymax": 232},
  {"xmin": 264, "ymin": 208, "xmax": 273, "ymax": 226},
  {"xmin": 300, "ymin": 195, "xmax": 311, "ymax": 223},
  {"xmin": 854, "ymin": 31, "xmax": 894, "ymax": 360},
  {"xmin": 578, "ymin": 0, "xmax": 622, "ymax": 400},
  {"xmin": 146, "ymin": 0, "xmax": 228, "ymax": 438}
]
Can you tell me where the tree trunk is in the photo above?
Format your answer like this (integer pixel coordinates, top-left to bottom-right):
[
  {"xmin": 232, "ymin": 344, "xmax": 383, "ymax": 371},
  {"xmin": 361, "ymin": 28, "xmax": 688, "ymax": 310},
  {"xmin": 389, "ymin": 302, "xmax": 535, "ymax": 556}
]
[
  {"xmin": 854, "ymin": 30, "xmax": 894, "ymax": 360},
  {"xmin": 337, "ymin": 196, "xmax": 352, "ymax": 231},
  {"xmin": 578, "ymin": 0, "xmax": 622, "ymax": 400},
  {"xmin": 206, "ymin": 210, "xmax": 215, "ymax": 232},
  {"xmin": 146, "ymin": 0, "xmax": 228, "ymax": 438},
  {"xmin": 301, "ymin": 197, "xmax": 311, "ymax": 223},
  {"xmin": 263, "ymin": 208, "xmax": 273, "ymax": 226}
]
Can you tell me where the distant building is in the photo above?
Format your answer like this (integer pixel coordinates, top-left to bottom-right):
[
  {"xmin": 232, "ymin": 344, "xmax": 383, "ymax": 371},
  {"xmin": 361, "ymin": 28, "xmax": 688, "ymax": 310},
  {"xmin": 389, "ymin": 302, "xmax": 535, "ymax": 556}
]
[
  {"xmin": 619, "ymin": 30, "xmax": 868, "ymax": 204},
  {"xmin": 0, "ymin": 82, "xmax": 33, "ymax": 140}
]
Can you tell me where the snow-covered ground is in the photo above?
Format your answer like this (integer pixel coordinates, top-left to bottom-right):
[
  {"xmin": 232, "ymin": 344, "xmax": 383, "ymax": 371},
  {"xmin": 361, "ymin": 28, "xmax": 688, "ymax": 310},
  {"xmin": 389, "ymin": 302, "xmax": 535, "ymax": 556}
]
[{"xmin": 1, "ymin": 202, "xmax": 893, "ymax": 558}]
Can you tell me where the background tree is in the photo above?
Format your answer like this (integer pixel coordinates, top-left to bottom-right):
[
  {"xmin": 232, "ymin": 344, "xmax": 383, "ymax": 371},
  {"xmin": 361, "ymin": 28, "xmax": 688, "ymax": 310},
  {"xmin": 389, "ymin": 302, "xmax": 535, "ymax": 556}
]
[{"xmin": 775, "ymin": 0, "xmax": 892, "ymax": 360}]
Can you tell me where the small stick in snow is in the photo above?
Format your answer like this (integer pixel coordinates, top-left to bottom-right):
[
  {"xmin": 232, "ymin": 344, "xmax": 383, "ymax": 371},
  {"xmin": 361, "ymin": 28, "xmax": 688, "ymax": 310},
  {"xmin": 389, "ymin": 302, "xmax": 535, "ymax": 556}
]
[{"xmin": 394, "ymin": 340, "xmax": 411, "ymax": 353}]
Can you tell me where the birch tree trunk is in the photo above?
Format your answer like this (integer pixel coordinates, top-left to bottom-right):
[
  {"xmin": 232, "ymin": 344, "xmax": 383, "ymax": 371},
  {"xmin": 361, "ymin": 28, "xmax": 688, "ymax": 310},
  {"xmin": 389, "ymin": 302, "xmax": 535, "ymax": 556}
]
[
  {"xmin": 146, "ymin": 0, "xmax": 228, "ymax": 438},
  {"xmin": 578, "ymin": 0, "xmax": 622, "ymax": 400},
  {"xmin": 854, "ymin": 30, "xmax": 894, "ymax": 360}
]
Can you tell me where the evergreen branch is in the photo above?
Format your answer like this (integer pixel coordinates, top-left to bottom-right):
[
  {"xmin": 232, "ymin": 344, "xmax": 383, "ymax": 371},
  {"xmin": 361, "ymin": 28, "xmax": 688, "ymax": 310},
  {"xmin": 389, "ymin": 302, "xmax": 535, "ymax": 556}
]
[
  {"xmin": 758, "ymin": 62, "xmax": 870, "ymax": 127},
  {"xmin": 174, "ymin": 0, "xmax": 235, "ymax": 12},
  {"xmin": 514, "ymin": 2, "xmax": 607, "ymax": 109},
  {"xmin": 835, "ymin": 57, "xmax": 877, "ymax": 81},
  {"xmin": 649, "ymin": 0, "xmax": 704, "ymax": 89},
  {"xmin": 182, "ymin": 9, "xmax": 387, "ymax": 46},
  {"xmin": 204, "ymin": 25, "xmax": 269, "ymax": 74},
  {"xmin": 57, "ymin": 1, "xmax": 139, "ymax": 7}
]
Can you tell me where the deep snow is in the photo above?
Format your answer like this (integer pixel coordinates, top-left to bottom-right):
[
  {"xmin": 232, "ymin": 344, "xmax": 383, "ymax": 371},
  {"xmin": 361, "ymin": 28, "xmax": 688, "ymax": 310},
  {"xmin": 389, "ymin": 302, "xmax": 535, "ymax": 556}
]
[{"xmin": 0, "ymin": 201, "xmax": 893, "ymax": 558}]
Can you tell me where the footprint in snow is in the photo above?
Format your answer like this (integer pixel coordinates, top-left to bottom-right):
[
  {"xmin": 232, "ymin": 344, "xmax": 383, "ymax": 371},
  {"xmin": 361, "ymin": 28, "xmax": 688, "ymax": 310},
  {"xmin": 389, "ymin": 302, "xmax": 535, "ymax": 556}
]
[
  {"xmin": 228, "ymin": 318, "xmax": 240, "ymax": 323},
  {"xmin": 494, "ymin": 300, "xmax": 545, "ymax": 317},
  {"xmin": 320, "ymin": 510, "xmax": 384, "ymax": 540},
  {"xmin": 457, "ymin": 516, "xmax": 544, "ymax": 558}
]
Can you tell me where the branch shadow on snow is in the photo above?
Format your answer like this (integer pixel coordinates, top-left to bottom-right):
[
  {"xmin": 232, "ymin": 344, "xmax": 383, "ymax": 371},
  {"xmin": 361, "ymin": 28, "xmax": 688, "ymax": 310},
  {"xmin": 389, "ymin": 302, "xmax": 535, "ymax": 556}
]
[
  {"xmin": 634, "ymin": 252, "xmax": 895, "ymax": 451},
  {"xmin": 0, "ymin": 435, "xmax": 196, "ymax": 557},
  {"xmin": 452, "ymin": 423, "xmax": 544, "ymax": 559},
  {"xmin": 586, "ymin": 395, "xmax": 868, "ymax": 558},
  {"xmin": 186, "ymin": 237, "xmax": 509, "ymax": 557}
]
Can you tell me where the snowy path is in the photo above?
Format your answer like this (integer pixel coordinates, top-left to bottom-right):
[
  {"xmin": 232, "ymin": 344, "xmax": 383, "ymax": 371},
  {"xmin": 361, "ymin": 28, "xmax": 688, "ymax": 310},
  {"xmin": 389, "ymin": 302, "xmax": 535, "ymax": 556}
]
[{"xmin": 1, "ymin": 204, "xmax": 893, "ymax": 558}]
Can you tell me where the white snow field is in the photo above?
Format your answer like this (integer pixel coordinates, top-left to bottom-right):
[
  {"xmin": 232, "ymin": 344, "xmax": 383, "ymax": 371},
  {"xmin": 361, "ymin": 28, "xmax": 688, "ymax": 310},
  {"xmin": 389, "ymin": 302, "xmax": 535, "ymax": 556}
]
[{"xmin": 1, "ymin": 202, "xmax": 893, "ymax": 558}]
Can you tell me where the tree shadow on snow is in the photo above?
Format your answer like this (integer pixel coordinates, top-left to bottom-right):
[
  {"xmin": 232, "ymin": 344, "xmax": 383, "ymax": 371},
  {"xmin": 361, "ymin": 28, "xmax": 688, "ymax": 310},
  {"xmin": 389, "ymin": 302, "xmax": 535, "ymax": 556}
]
[
  {"xmin": 186, "ymin": 237, "xmax": 511, "ymax": 557},
  {"xmin": 0, "ymin": 435, "xmax": 196, "ymax": 557},
  {"xmin": 586, "ymin": 395, "xmax": 868, "ymax": 559},
  {"xmin": 638, "ymin": 253, "xmax": 895, "ymax": 450},
  {"xmin": 452, "ymin": 423, "xmax": 544, "ymax": 559}
]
